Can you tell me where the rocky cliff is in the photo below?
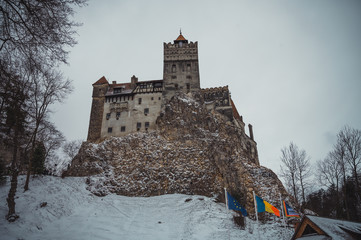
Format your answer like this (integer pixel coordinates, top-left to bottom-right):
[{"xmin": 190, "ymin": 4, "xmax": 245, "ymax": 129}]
[{"xmin": 65, "ymin": 92, "xmax": 292, "ymax": 217}]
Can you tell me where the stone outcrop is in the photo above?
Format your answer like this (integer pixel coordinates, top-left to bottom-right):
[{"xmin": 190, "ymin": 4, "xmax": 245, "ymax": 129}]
[{"xmin": 65, "ymin": 92, "xmax": 293, "ymax": 217}]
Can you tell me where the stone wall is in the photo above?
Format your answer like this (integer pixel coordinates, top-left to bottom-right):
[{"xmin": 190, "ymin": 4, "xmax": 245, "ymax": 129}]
[
  {"xmin": 66, "ymin": 92, "xmax": 293, "ymax": 218},
  {"xmin": 101, "ymin": 92, "xmax": 162, "ymax": 138},
  {"xmin": 163, "ymin": 41, "xmax": 200, "ymax": 102},
  {"xmin": 87, "ymin": 83, "xmax": 108, "ymax": 142}
]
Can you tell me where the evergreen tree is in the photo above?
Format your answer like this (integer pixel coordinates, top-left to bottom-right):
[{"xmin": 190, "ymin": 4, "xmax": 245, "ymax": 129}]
[{"xmin": 31, "ymin": 142, "xmax": 46, "ymax": 175}]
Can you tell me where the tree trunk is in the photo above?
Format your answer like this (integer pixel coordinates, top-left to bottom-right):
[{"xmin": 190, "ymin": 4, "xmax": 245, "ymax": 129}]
[
  {"xmin": 291, "ymin": 174, "xmax": 298, "ymax": 204},
  {"xmin": 24, "ymin": 127, "xmax": 38, "ymax": 191},
  {"xmin": 342, "ymin": 169, "xmax": 350, "ymax": 220},
  {"xmin": 6, "ymin": 131, "xmax": 19, "ymax": 222},
  {"xmin": 299, "ymin": 175, "xmax": 305, "ymax": 204},
  {"xmin": 23, "ymin": 159, "xmax": 31, "ymax": 191}
]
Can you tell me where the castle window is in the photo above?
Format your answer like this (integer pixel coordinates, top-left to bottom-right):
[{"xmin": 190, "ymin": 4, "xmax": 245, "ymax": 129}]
[
  {"xmin": 145, "ymin": 122, "xmax": 150, "ymax": 129},
  {"xmin": 144, "ymin": 108, "xmax": 149, "ymax": 115},
  {"xmin": 151, "ymin": 97, "xmax": 154, "ymax": 100},
  {"xmin": 187, "ymin": 64, "xmax": 191, "ymax": 72},
  {"xmin": 186, "ymin": 83, "xmax": 190, "ymax": 91},
  {"xmin": 154, "ymin": 82, "xmax": 162, "ymax": 88},
  {"xmin": 116, "ymin": 112, "xmax": 120, "ymax": 120},
  {"xmin": 172, "ymin": 64, "xmax": 176, "ymax": 73},
  {"xmin": 171, "ymin": 76, "xmax": 177, "ymax": 79},
  {"xmin": 108, "ymin": 127, "xmax": 112, "ymax": 133},
  {"xmin": 121, "ymin": 126, "xmax": 126, "ymax": 132},
  {"xmin": 175, "ymin": 84, "xmax": 178, "ymax": 90},
  {"xmin": 137, "ymin": 122, "xmax": 141, "ymax": 131},
  {"xmin": 158, "ymin": 97, "xmax": 161, "ymax": 100},
  {"xmin": 138, "ymin": 98, "xmax": 142, "ymax": 104},
  {"xmin": 114, "ymin": 88, "xmax": 122, "ymax": 94},
  {"xmin": 106, "ymin": 113, "xmax": 111, "ymax": 120}
]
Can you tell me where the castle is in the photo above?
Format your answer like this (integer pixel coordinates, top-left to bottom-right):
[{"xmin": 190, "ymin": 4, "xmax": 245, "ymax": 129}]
[{"xmin": 87, "ymin": 32, "xmax": 258, "ymax": 164}]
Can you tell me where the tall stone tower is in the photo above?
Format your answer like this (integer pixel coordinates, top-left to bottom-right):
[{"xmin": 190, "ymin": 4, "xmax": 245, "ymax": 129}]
[
  {"xmin": 87, "ymin": 76, "xmax": 109, "ymax": 142},
  {"xmin": 163, "ymin": 31, "xmax": 200, "ymax": 101}
]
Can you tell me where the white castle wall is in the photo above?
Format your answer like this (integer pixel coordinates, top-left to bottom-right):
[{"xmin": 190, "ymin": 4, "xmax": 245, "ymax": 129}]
[{"xmin": 100, "ymin": 92, "xmax": 162, "ymax": 138}]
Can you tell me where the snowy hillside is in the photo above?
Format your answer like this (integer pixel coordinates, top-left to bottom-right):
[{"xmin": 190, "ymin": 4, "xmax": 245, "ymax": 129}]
[{"xmin": 0, "ymin": 176, "xmax": 293, "ymax": 240}]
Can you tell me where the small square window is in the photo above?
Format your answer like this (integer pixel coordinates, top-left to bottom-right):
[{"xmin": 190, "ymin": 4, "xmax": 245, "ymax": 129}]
[
  {"xmin": 116, "ymin": 112, "xmax": 120, "ymax": 119},
  {"xmin": 138, "ymin": 98, "xmax": 142, "ymax": 104},
  {"xmin": 175, "ymin": 84, "xmax": 178, "ymax": 90},
  {"xmin": 144, "ymin": 108, "xmax": 149, "ymax": 115},
  {"xmin": 158, "ymin": 97, "xmax": 161, "ymax": 100},
  {"xmin": 151, "ymin": 97, "xmax": 154, "ymax": 100},
  {"xmin": 145, "ymin": 122, "xmax": 150, "ymax": 129},
  {"xmin": 137, "ymin": 122, "xmax": 141, "ymax": 131},
  {"xmin": 106, "ymin": 113, "xmax": 111, "ymax": 120},
  {"xmin": 121, "ymin": 126, "xmax": 126, "ymax": 132},
  {"xmin": 108, "ymin": 127, "xmax": 112, "ymax": 133}
]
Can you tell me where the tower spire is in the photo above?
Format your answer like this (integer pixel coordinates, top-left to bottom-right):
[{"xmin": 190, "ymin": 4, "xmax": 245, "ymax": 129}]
[{"xmin": 180, "ymin": 28, "xmax": 182, "ymax": 35}]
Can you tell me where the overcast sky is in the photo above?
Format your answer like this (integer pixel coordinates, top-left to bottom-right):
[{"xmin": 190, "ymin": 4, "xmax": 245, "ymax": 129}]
[{"xmin": 53, "ymin": 0, "xmax": 361, "ymax": 177}]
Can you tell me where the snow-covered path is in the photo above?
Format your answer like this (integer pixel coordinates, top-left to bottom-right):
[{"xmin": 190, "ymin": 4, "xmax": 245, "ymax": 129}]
[{"xmin": 0, "ymin": 176, "xmax": 292, "ymax": 240}]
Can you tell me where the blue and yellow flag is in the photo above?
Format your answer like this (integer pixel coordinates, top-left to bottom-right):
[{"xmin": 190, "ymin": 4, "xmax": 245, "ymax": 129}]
[
  {"xmin": 227, "ymin": 192, "xmax": 247, "ymax": 216},
  {"xmin": 255, "ymin": 195, "xmax": 280, "ymax": 217}
]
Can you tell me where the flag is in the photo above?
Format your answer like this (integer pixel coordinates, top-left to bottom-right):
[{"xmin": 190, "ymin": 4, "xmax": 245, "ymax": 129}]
[
  {"xmin": 227, "ymin": 192, "xmax": 247, "ymax": 216},
  {"xmin": 283, "ymin": 201, "xmax": 300, "ymax": 217},
  {"xmin": 255, "ymin": 195, "xmax": 280, "ymax": 217}
]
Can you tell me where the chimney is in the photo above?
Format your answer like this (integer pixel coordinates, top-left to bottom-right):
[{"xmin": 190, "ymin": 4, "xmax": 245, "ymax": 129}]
[
  {"xmin": 131, "ymin": 75, "xmax": 138, "ymax": 89},
  {"xmin": 248, "ymin": 124, "xmax": 254, "ymax": 141}
]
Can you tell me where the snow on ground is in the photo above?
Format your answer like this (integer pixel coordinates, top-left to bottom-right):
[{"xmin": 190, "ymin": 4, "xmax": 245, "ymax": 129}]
[{"xmin": 0, "ymin": 176, "xmax": 293, "ymax": 240}]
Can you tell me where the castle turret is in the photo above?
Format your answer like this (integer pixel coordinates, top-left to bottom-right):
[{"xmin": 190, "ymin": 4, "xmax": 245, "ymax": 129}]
[
  {"xmin": 87, "ymin": 76, "xmax": 109, "ymax": 142},
  {"xmin": 163, "ymin": 31, "xmax": 200, "ymax": 101}
]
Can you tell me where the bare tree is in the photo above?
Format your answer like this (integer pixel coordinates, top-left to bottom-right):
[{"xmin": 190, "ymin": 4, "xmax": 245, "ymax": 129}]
[
  {"xmin": 331, "ymin": 135, "xmax": 350, "ymax": 219},
  {"xmin": 339, "ymin": 126, "xmax": 361, "ymax": 192},
  {"xmin": 1, "ymin": 0, "xmax": 86, "ymax": 221},
  {"xmin": 295, "ymin": 148, "xmax": 311, "ymax": 204},
  {"xmin": 63, "ymin": 140, "xmax": 83, "ymax": 160},
  {"xmin": 38, "ymin": 121, "xmax": 66, "ymax": 162},
  {"xmin": 317, "ymin": 152, "xmax": 343, "ymax": 217},
  {"xmin": 24, "ymin": 66, "xmax": 73, "ymax": 191},
  {"xmin": 317, "ymin": 153, "xmax": 342, "ymax": 190},
  {"xmin": 1, "ymin": 0, "xmax": 86, "ymax": 65},
  {"xmin": 280, "ymin": 142, "xmax": 312, "ymax": 205},
  {"xmin": 280, "ymin": 142, "xmax": 300, "ymax": 204}
]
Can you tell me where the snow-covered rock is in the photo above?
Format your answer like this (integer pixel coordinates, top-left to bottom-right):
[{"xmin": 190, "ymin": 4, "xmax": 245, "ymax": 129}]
[{"xmin": 65, "ymin": 92, "xmax": 295, "ymax": 218}]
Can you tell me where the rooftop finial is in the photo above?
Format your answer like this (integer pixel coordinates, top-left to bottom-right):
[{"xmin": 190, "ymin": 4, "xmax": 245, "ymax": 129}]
[{"xmin": 180, "ymin": 28, "xmax": 182, "ymax": 35}]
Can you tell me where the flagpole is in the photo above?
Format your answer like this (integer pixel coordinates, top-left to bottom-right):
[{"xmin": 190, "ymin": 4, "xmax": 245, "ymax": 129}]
[
  {"xmin": 224, "ymin": 188, "xmax": 228, "ymax": 210},
  {"xmin": 253, "ymin": 191, "xmax": 260, "ymax": 240},
  {"xmin": 279, "ymin": 193, "xmax": 286, "ymax": 239},
  {"xmin": 224, "ymin": 188, "xmax": 230, "ymax": 240}
]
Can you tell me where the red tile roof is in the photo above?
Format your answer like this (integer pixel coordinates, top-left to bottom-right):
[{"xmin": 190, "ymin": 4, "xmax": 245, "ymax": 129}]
[
  {"xmin": 93, "ymin": 76, "xmax": 109, "ymax": 85},
  {"xmin": 175, "ymin": 34, "xmax": 187, "ymax": 41}
]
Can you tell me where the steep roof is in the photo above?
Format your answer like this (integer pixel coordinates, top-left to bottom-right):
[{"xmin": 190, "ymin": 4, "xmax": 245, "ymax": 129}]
[
  {"xmin": 231, "ymin": 98, "xmax": 243, "ymax": 123},
  {"xmin": 292, "ymin": 215, "xmax": 361, "ymax": 240},
  {"xmin": 175, "ymin": 34, "xmax": 187, "ymax": 42},
  {"xmin": 93, "ymin": 76, "xmax": 109, "ymax": 85},
  {"xmin": 174, "ymin": 31, "xmax": 188, "ymax": 44}
]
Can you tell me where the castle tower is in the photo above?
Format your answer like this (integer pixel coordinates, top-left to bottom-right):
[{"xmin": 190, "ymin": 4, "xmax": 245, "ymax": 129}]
[
  {"xmin": 87, "ymin": 76, "xmax": 109, "ymax": 142},
  {"xmin": 163, "ymin": 31, "xmax": 200, "ymax": 101}
]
